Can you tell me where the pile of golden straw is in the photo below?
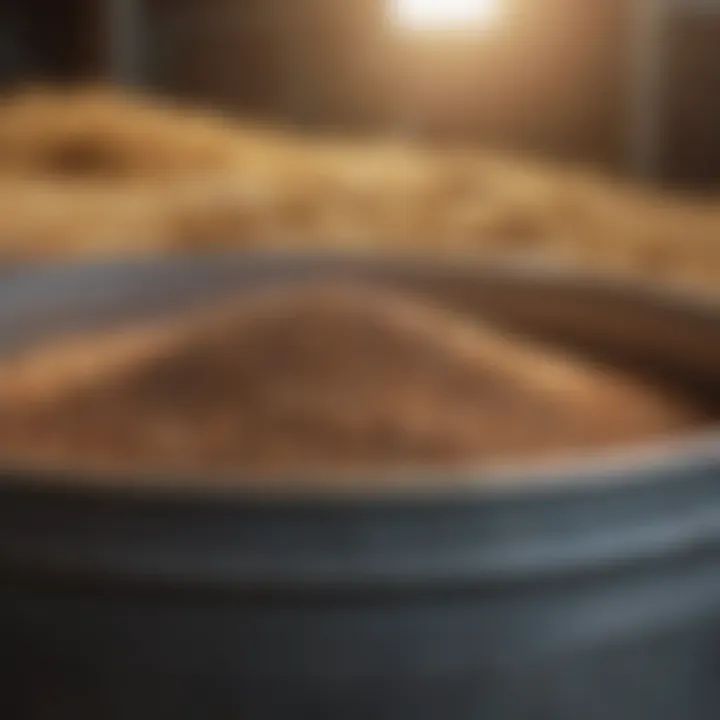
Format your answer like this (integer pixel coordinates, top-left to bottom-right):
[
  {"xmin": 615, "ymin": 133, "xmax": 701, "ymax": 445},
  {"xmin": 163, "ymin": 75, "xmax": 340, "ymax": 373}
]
[{"xmin": 0, "ymin": 86, "xmax": 717, "ymax": 294}]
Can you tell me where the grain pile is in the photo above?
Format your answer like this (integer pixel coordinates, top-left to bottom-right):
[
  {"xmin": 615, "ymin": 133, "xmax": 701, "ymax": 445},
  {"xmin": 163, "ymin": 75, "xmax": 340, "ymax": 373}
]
[
  {"xmin": 0, "ymin": 86, "xmax": 717, "ymax": 292},
  {"xmin": 0, "ymin": 284, "xmax": 697, "ymax": 479}
]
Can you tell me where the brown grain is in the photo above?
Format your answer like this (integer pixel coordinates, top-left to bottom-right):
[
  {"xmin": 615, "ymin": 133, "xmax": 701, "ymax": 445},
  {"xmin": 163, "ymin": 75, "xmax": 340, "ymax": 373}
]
[
  {"xmin": 0, "ymin": 284, "xmax": 697, "ymax": 480},
  {"xmin": 0, "ymin": 87, "xmax": 717, "ymax": 295}
]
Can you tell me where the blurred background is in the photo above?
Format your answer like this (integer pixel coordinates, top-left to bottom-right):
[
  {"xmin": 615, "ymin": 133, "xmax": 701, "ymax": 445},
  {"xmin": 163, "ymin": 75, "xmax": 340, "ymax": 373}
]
[{"xmin": 2, "ymin": 0, "xmax": 719, "ymax": 191}]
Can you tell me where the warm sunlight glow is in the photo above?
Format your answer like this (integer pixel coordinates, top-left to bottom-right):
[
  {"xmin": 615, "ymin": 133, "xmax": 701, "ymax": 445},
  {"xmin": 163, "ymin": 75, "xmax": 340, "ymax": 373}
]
[{"xmin": 392, "ymin": 0, "xmax": 501, "ymax": 30}]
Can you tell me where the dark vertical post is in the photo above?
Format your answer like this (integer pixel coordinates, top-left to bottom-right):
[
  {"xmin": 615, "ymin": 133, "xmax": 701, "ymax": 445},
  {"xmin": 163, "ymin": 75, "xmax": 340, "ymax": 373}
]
[
  {"xmin": 627, "ymin": 0, "xmax": 670, "ymax": 179},
  {"xmin": 103, "ymin": 0, "xmax": 146, "ymax": 86}
]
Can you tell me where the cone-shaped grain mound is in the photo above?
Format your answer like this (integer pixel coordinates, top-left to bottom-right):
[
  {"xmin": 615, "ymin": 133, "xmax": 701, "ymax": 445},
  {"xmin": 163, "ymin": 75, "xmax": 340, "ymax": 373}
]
[{"xmin": 0, "ymin": 284, "xmax": 697, "ymax": 480}]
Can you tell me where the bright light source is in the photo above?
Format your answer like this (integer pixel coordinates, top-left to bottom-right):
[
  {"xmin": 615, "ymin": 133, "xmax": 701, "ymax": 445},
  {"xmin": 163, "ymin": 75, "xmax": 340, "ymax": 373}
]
[{"xmin": 392, "ymin": 0, "xmax": 501, "ymax": 30}]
